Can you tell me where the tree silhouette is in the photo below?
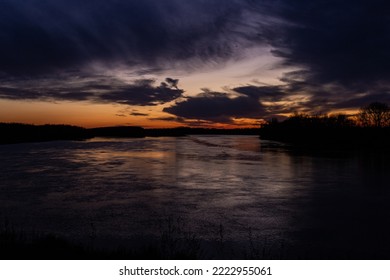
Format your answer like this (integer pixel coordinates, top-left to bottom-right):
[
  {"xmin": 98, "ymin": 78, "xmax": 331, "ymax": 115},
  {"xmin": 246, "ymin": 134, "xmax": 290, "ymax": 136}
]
[{"xmin": 358, "ymin": 102, "xmax": 390, "ymax": 128}]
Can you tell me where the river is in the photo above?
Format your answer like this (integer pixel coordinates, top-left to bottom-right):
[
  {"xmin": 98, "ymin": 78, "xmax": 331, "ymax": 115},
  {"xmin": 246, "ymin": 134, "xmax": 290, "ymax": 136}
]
[{"xmin": 1, "ymin": 136, "xmax": 390, "ymax": 258}]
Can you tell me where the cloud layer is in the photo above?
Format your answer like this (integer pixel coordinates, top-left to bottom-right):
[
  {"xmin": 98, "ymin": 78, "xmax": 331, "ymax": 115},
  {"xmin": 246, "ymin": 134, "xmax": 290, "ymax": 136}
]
[
  {"xmin": 163, "ymin": 86, "xmax": 285, "ymax": 124},
  {"xmin": 1, "ymin": 0, "xmax": 390, "ymax": 125},
  {"xmin": 266, "ymin": 0, "xmax": 390, "ymax": 88},
  {"xmin": 0, "ymin": 0, "xmax": 264, "ymax": 75},
  {"xmin": 0, "ymin": 77, "xmax": 184, "ymax": 106}
]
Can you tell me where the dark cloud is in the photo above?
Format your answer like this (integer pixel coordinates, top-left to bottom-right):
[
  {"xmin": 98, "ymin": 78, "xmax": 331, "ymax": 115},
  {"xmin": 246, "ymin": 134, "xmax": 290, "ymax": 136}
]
[
  {"xmin": 164, "ymin": 79, "xmax": 384, "ymax": 123},
  {"xmin": 163, "ymin": 88, "xmax": 266, "ymax": 123},
  {"xmin": 163, "ymin": 0, "xmax": 390, "ymax": 117},
  {"xmin": 206, "ymin": 0, "xmax": 390, "ymax": 115},
  {"xmin": 149, "ymin": 116, "xmax": 217, "ymax": 127},
  {"xmin": 233, "ymin": 85, "xmax": 284, "ymax": 100},
  {"xmin": 115, "ymin": 109, "xmax": 150, "ymax": 117},
  {"xmin": 148, "ymin": 116, "xmax": 186, "ymax": 122},
  {"xmin": 330, "ymin": 92, "xmax": 390, "ymax": 110},
  {"xmin": 2, "ymin": 0, "xmax": 390, "ymax": 120},
  {"xmin": 264, "ymin": 0, "xmax": 390, "ymax": 92},
  {"xmin": 0, "ymin": 76, "xmax": 184, "ymax": 106},
  {"xmin": 271, "ymin": 75, "xmax": 390, "ymax": 114},
  {"xmin": 130, "ymin": 112, "xmax": 150, "ymax": 117},
  {"xmin": 99, "ymin": 78, "xmax": 184, "ymax": 106},
  {"xmin": 0, "ymin": 0, "xmax": 266, "ymax": 76}
]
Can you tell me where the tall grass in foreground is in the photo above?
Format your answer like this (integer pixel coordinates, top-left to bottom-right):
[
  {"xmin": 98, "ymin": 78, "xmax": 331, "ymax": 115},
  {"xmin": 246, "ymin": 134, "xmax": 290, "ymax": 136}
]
[{"xmin": 0, "ymin": 217, "xmax": 289, "ymax": 260}]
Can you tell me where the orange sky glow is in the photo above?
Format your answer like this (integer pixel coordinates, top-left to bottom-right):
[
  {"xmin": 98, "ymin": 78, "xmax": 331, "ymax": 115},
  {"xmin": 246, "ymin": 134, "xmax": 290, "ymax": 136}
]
[{"xmin": 0, "ymin": 47, "xmax": 286, "ymax": 128}]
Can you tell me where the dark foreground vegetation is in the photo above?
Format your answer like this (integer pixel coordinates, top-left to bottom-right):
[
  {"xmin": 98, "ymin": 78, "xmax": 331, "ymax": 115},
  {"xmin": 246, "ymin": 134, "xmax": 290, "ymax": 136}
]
[
  {"xmin": 0, "ymin": 218, "xmax": 247, "ymax": 260},
  {"xmin": 2, "ymin": 216, "xmax": 390, "ymax": 260},
  {"xmin": 260, "ymin": 116, "xmax": 390, "ymax": 149},
  {"xmin": 260, "ymin": 102, "xmax": 390, "ymax": 150},
  {"xmin": 0, "ymin": 227, "xmax": 198, "ymax": 260}
]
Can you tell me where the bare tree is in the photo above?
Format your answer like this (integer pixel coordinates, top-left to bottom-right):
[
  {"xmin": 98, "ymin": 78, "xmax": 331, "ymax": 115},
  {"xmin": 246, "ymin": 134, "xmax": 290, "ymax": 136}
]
[{"xmin": 358, "ymin": 102, "xmax": 390, "ymax": 128}]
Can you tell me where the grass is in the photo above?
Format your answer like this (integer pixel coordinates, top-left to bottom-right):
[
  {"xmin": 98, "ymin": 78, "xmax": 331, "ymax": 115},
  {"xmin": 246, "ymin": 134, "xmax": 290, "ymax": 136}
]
[
  {"xmin": 0, "ymin": 217, "xmax": 205, "ymax": 260},
  {"xmin": 3, "ymin": 216, "xmax": 374, "ymax": 260}
]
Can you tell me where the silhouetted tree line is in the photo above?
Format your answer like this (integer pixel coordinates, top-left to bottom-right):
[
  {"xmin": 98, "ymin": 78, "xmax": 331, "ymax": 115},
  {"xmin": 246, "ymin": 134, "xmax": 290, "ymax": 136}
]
[
  {"xmin": 0, "ymin": 123, "xmax": 260, "ymax": 144},
  {"xmin": 87, "ymin": 127, "xmax": 260, "ymax": 138},
  {"xmin": 260, "ymin": 102, "xmax": 390, "ymax": 149},
  {"xmin": 357, "ymin": 102, "xmax": 390, "ymax": 128},
  {"xmin": 0, "ymin": 123, "xmax": 90, "ymax": 144}
]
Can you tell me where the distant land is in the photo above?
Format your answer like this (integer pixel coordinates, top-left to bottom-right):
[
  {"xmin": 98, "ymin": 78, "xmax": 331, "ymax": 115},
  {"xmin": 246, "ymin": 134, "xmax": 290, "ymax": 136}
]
[
  {"xmin": 0, "ymin": 123, "xmax": 259, "ymax": 144},
  {"xmin": 3, "ymin": 116, "xmax": 390, "ymax": 151},
  {"xmin": 259, "ymin": 114, "xmax": 390, "ymax": 150},
  {"xmin": 0, "ymin": 123, "xmax": 90, "ymax": 144}
]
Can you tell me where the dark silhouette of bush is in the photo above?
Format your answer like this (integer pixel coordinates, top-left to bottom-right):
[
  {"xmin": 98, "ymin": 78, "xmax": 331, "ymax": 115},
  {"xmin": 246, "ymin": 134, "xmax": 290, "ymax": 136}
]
[
  {"xmin": 358, "ymin": 102, "xmax": 390, "ymax": 128},
  {"xmin": 259, "ymin": 112, "xmax": 390, "ymax": 149}
]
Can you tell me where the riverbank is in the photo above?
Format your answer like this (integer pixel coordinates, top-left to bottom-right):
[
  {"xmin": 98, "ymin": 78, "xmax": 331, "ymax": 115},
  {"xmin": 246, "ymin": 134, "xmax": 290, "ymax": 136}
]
[
  {"xmin": 1, "ymin": 135, "xmax": 390, "ymax": 260},
  {"xmin": 0, "ymin": 123, "xmax": 259, "ymax": 144},
  {"xmin": 259, "ymin": 115, "xmax": 390, "ymax": 151}
]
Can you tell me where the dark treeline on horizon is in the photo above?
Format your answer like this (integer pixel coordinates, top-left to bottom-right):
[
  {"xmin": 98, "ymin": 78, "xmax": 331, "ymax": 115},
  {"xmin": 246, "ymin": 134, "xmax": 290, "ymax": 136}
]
[
  {"xmin": 0, "ymin": 123, "xmax": 260, "ymax": 144},
  {"xmin": 2, "ymin": 102, "xmax": 389, "ymax": 147},
  {"xmin": 87, "ymin": 126, "xmax": 260, "ymax": 138},
  {"xmin": 260, "ymin": 102, "xmax": 390, "ymax": 149},
  {"xmin": 0, "ymin": 123, "xmax": 90, "ymax": 144}
]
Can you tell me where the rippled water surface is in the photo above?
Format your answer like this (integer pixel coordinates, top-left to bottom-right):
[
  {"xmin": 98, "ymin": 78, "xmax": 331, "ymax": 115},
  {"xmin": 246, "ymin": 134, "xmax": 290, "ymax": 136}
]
[{"xmin": 1, "ymin": 136, "xmax": 390, "ymax": 258}]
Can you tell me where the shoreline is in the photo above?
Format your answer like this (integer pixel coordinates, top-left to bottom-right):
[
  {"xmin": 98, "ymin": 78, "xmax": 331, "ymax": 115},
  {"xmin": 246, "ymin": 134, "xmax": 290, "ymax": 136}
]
[{"xmin": 0, "ymin": 123, "xmax": 260, "ymax": 145}]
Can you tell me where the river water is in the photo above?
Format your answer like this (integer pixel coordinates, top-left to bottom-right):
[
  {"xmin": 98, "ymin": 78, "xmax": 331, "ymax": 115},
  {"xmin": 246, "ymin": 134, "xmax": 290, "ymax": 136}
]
[{"xmin": 1, "ymin": 135, "xmax": 390, "ymax": 258}]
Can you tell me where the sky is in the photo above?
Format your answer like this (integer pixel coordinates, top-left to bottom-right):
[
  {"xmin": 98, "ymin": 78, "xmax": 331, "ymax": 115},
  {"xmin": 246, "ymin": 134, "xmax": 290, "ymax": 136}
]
[{"xmin": 1, "ymin": 0, "xmax": 390, "ymax": 128}]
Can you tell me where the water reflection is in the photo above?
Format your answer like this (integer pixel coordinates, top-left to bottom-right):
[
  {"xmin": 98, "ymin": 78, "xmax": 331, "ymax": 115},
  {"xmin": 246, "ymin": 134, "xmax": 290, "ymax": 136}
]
[{"xmin": 1, "ymin": 136, "xmax": 390, "ymax": 258}]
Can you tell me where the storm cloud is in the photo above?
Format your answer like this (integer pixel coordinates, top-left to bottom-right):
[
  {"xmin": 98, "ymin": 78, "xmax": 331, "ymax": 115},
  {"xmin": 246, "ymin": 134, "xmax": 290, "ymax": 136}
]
[
  {"xmin": 264, "ymin": 0, "xmax": 390, "ymax": 91},
  {"xmin": 0, "ymin": 0, "xmax": 266, "ymax": 76},
  {"xmin": 0, "ymin": 76, "xmax": 184, "ymax": 106},
  {"xmin": 163, "ymin": 87, "xmax": 280, "ymax": 123},
  {"xmin": 1, "ymin": 0, "xmax": 390, "ymax": 121}
]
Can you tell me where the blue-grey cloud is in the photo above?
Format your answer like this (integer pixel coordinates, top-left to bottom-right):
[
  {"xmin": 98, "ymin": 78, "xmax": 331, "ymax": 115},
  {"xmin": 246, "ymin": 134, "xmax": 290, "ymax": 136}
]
[
  {"xmin": 99, "ymin": 78, "xmax": 184, "ymax": 106},
  {"xmin": 0, "ymin": 77, "xmax": 184, "ymax": 106},
  {"xmin": 264, "ymin": 0, "xmax": 390, "ymax": 91},
  {"xmin": 163, "ymin": 88, "xmax": 267, "ymax": 123},
  {"xmin": 2, "ymin": 0, "xmax": 390, "ymax": 118},
  {"xmin": 233, "ymin": 85, "xmax": 285, "ymax": 100},
  {"xmin": 0, "ymin": 0, "xmax": 265, "ymax": 76}
]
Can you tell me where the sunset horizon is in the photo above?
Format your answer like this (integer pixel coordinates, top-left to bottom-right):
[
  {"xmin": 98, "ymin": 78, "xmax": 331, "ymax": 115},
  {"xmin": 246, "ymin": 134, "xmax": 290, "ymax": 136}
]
[
  {"xmin": 2, "ymin": 0, "xmax": 390, "ymax": 266},
  {"xmin": 1, "ymin": 1, "xmax": 386, "ymax": 128}
]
